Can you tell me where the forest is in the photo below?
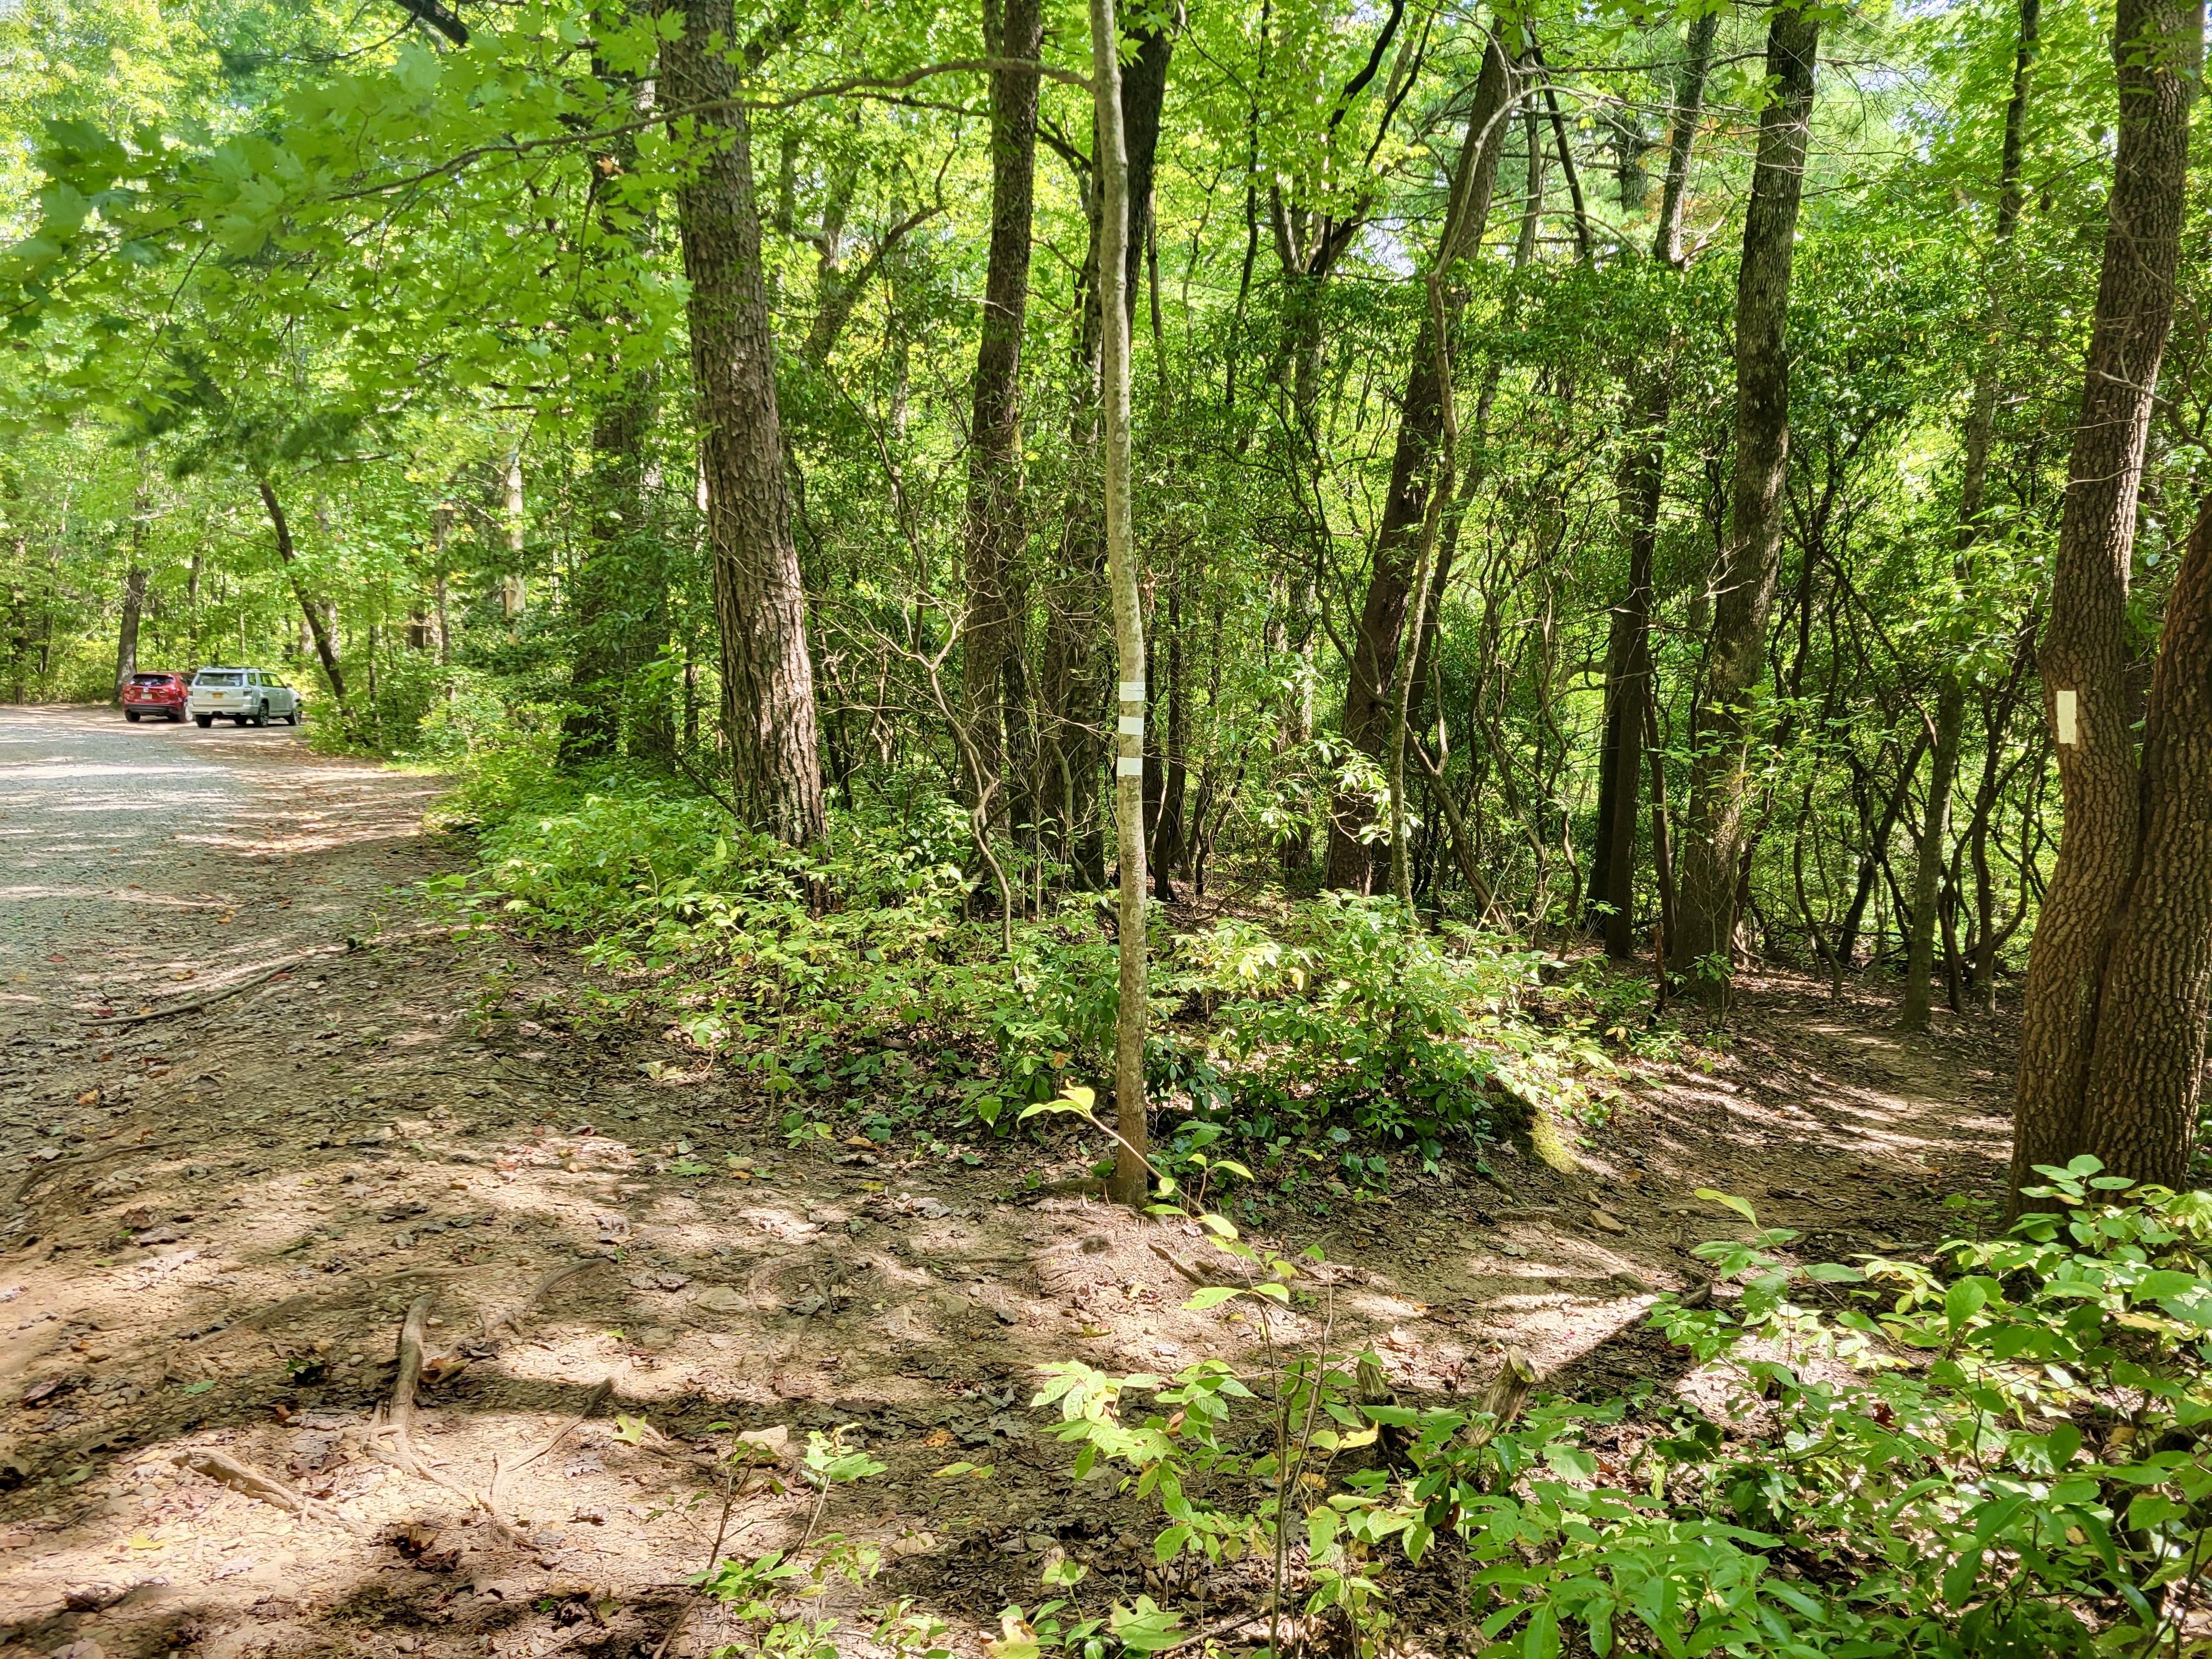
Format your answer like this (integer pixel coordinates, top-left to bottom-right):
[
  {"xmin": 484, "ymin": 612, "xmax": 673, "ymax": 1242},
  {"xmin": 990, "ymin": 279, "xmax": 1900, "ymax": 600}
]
[{"xmin": 3, "ymin": 0, "xmax": 2212, "ymax": 1647}]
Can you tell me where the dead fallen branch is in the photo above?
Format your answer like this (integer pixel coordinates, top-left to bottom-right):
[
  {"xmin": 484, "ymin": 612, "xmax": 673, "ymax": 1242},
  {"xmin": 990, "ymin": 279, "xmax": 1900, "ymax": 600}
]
[
  {"xmin": 86, "ymin": 924, "xmax": 477, "ymax": 1028},
  {"xmin": 9, "ymin": 1136, "xmax": 175, "ymax": 1209},
  {"xmin": 173, "ymin": 1448, "xmax": 368, "ymax": 1534},
  {"xmin": 1161, "ymin": 1604, "xmax": 1276, "ymax": 1652},
  {"xmin": 189, "ymin": 1265, "xmax": 472, "ymax": 1359},
  {"xmin": 86, "ymin": 945, "xmax": 351, "ymax": 1027},
  {"xmin": 1147, "ymin": 1242, "xmax": 1235, "ymax": 1290}
]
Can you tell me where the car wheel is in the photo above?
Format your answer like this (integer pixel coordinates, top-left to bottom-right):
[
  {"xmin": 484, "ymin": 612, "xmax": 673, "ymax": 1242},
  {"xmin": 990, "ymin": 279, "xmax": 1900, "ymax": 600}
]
[
  {"xmin": 285, "ymin": 708, "xmax": 300, "ymax": 726},
  {"xmin": 253, "ymin": 702, "xmax": 268, "ymax": 727},
  {"xmin": 170, "ymin": 706, "xmax": 186, "ymax": 723},
  {"xmin": 195, "ymin": 714, "xmax": 213, "ymax": 728},
  {"xmin": 126, "ymin": 710, "xmax": 141, "ymax": 723}
]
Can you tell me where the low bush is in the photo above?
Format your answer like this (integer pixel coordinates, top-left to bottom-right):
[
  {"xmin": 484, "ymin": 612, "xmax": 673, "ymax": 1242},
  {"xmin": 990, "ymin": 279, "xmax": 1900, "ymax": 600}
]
[
  {"xmin": 1022, "ymin": 1159, "xmax": 2212, "ymax": 1657},
  {"xmin": 432, "ymin": 769, "xmax": 1621, "ymax": 1197}
]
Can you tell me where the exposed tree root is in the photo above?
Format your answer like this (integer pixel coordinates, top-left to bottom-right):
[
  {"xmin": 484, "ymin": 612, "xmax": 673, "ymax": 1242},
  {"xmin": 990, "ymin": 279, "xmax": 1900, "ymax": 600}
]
[
  {"xmin": 479, "ymin": 1255, "xmax": 607, "ymax": 1341},
  {"xmin": 173, "ymin": 1447, "xmax": 368, "ymax": 1535}
]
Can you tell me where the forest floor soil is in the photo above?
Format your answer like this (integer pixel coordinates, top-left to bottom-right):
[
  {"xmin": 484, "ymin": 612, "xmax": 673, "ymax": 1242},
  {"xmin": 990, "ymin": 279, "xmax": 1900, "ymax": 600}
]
[{"xmin": 0, "ymin": 704, "xmax": 2017, "ymax": 1659}]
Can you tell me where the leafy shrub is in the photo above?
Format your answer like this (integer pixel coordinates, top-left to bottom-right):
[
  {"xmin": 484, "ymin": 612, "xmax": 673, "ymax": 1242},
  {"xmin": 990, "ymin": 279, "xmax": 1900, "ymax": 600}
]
[
  {"xmin": 442, "ymin": 767, "xmax": 1611, "ymax": 1175},
  {"xmin": 476, "ymin": 787, "xmax": 970, "ymax": 982},
  {"xmin": 1053, "ymin": 1161, "xmax": 2212, "ymax": 1657},
  {"xmin": 1184, "ymin": 896, "xmax": 1549, "ymax": 1160},
  {"xmin": 400, "ymin": 667, "xmax": 564, "ymax": 811}
]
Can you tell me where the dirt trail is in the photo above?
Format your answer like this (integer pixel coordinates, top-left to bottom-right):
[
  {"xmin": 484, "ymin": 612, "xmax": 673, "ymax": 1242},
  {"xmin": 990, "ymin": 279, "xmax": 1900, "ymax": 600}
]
[{"xmin": 0, "ymin": 706, "xmax": 2017, "ymax": 1659}]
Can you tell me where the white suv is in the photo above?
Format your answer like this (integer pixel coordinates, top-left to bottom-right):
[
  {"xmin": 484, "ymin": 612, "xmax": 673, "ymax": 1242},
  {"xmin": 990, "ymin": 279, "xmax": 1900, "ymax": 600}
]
[{"xmin": 189, "ymin": 667, "xmax": 302, "ymax": 728}]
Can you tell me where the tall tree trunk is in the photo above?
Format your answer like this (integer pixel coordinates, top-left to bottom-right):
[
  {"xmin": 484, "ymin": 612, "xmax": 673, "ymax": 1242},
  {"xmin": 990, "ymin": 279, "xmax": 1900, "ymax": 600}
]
[
  {"xmin": 256, "ymin": 479, "xmax": 349, "ymax": 723},
  {"xmin": 1903, "ymin": 678, "xmax": 1965, "ymax": 1026},
  {"xmin": 1153, "ymin": 574, "xmax": 1190, "ymax": 898},
  {"xmin": 962, "ymin": 0, "xmax": 1045, "ymax": 834},
  {"xmin": 1652, "ymin": 8, "xmax": 1719, "ymax": 269},
  {"xmin": 114, "ymin": 471, "xmax": 150, "ymax": 703},
  {"xmin": 563, "ymin": 65, "xmax": 665, "ymax": 766},
  {"xmin": 2007, "ymin": 0, "xmax": 2199, "ymax": 1203},
  {"xmin": 1266, "ymin": 9, "xmax": 1419, "ymax": 883},
  {"xmin": 1091, "ymin": 0, "xmax": 1148, "ymax": 1207},
  {"xmin": 1667, "ymin": 0, "xmax": 1819, "ymax": 997},
  {"xmin": 114, "ymin": 566, "xmax": 147, "ymax": 703},
  {"xmin": 1325, "ymin": 34, "xmax": 1514, "ymax": 893},
  {"xmin": 1967, "ymin": 627, "xmax": 2036, "ymax": 1007},
  {"xmin": 432, "ymin": 506, "xmax": 453, "ymax": 669},
  {"xmin": 1588, "ymin": 8, "xmax": 1718, "ymax": 956},
  {"xmin": 2074, "ymin": 499, "xmax": 2212, "ymax": 1184},
  {"xmin": 1835, "ymin": 726, "xmax": 1929, "ymax": 967},
  {"xmin": 1037, "ymin": 15, "xmax": 1173, "ymax": 885},
  {"xmin": 1383, "ymin": 48, "xmax": 1523, "ymax": 914},
  {"xmin": 1274, "ymin": 261, "xmax": 1322, "ymax": 884},
  {"xmin": 1592, "ymin": 374, "xmax": 1664, "ymax": 955},
  {"xmin": 1645, "ymin": 690, "xmax": 1678, "ymax": 979},
  {"xmin": 501, "ymin": 452, "xmax": 527, "ymax": 619},
  {"xmin": 663, "ymin": 0, "xmax": 826, "ymax": 844}
]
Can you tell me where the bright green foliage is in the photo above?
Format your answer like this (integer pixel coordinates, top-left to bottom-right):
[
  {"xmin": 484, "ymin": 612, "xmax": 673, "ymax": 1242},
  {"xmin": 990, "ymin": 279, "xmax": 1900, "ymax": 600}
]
[
  {"xmin": 443, "ymin": 776, "xmax": 1620, "ymax": 1197},
  {"xmin": 1048, "ymin": 1167, "xmax": 2212, "ymax": 1656},
  {"xmin": 0, "ymin": 0, "xmax": 2169, "ymax": 1005}
]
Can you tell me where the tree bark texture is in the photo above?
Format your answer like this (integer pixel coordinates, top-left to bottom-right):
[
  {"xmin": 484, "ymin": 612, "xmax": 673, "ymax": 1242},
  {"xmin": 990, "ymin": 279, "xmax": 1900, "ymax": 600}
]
[
  {"xmin": 961, "ymin": 0, "xmax": 1045, "ymax": 833},
  {"xmin": 2075, "ymin": 498, "xmax": 2212, "ymax": 1186},
  {"xmin": 113, "ymin": 565, "xmax": 148, "ymax": 702},
  {"xmin": 1325, "ymin": 34, "xmax": 1514, "ymax": 893},
  {"xmin": 1667, "ymin": 1, "xmax": 1819, "ymax": 996},
  {"xmin": 1593, "ymin": 371, "xmax": 1665, "ymax": 956},
  {"xmin": 1090, "ymin": 0, "xmax": 1149, "ymax": 1207},
  {"xmin": 500, "ymin": 453, "xmax": 527, "ymax": 619},
  {"xmin": 663, "ymin": 0, "xmax": 826, "ymax": 845},
  {"xmin": 2007, "ymin": 0, "xmax": 2198, "ymax": 1201},
  {"xmin": 1152, "ymin": 573, "xmax": 1190, "ymax": 897},
  {"xmin": 1585, "ymin": 11, "xmax": 1718, "ymax": 955}
]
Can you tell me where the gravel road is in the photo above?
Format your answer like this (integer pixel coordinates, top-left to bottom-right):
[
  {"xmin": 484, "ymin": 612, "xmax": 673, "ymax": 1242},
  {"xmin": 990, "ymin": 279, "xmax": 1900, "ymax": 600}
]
[{"xmin": 0, "ymin": 703, "xmax": 445, "ymax": 1052}]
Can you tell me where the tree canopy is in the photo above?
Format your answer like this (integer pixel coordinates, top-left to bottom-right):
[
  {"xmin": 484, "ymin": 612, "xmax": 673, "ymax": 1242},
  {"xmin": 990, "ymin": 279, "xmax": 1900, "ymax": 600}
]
[{"xmin": 4, "ymin": 0, "xmax": 2210, "ymax": 1193}]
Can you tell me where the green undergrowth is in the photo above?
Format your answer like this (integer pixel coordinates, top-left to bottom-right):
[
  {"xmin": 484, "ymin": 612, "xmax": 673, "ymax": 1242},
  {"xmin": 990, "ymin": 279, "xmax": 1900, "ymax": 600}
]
[
  {"xmin": 1002, "ymin": 1161, "xmax": 2212, "ymax": 1657},
  {"xmin": 423, "ymin": 768, "xmax": 1662, "ymax": 1209},
  {"xmin": 676, "ymin": 1164, "xmax": 2212, "ymax": 1658}
]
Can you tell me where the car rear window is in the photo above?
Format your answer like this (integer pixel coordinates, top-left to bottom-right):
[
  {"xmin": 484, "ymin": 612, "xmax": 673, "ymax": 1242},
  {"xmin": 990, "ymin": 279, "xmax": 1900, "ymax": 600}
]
[
  {"xmin": 130, "ymin": 674, "xmax": 174, "ymax": 684},
  {"xmin": 195, "ymin": 672, "xmax": 244, "ymax": 686}
]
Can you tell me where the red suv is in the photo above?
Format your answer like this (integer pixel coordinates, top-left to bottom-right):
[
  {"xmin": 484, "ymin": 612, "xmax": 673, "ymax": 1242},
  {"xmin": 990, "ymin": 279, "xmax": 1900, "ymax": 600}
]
[{"xmin": 122, "ymin": 673, "xmax": 189, "ymax": 722}]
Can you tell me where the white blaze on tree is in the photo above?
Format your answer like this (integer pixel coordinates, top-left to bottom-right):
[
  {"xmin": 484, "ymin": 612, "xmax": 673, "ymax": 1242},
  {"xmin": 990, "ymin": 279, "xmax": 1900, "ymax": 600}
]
[
  {"xmin": 502, "ymin": 451, "xmax": 526, "ymax": 619},
  {"xmin": 1091, "ymin": 0, "xmax": 1148, "ymax": 1205}
]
